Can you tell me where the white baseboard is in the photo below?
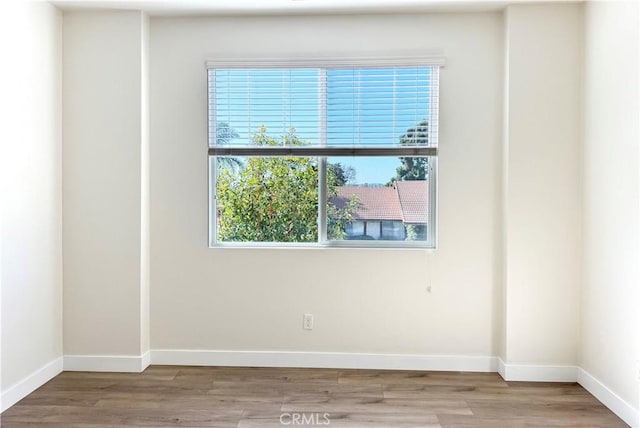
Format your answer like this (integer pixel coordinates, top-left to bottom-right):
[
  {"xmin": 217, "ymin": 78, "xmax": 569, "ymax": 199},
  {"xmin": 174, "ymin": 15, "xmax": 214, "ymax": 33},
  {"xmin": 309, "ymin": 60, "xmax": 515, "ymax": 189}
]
[
  {"xmin": 1, "ymin": 357, "xmax": 63, "ymax": 412},
  {"xmin": 64, "ymin": 351, "xmax": 150, "ymax": 373},
  {"xmin": 150, "ymin": 349, "xmax": 498, "ymax": 372},
  {"xmin": 497, "ymin": 358, "xmax": 578, "ymax": 382},
  {"xmin": 577, "ymin": 368, "xmax": 640, "ymax": 428},
  {"xmin": 497, "ymin": 357, "xmax": 506, "ymax": 378},
  {"xmin": 141, "ymin": 350, "xmax": 151, "ymax": 370}
]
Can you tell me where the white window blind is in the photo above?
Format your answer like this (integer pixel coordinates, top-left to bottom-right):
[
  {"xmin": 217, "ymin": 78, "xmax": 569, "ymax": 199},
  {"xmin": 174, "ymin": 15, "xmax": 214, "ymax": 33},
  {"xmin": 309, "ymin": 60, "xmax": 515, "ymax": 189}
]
[
  {"xmin": 324, "ymin": 67, "xmax": 438, "ymax": 147},
  {"xmin": 210, "ymin": 69, "xmax": 321, "ymax": 147},
  {"xmin": 208, "ymin": 66, "xmax": 439, "ymax": 156}
]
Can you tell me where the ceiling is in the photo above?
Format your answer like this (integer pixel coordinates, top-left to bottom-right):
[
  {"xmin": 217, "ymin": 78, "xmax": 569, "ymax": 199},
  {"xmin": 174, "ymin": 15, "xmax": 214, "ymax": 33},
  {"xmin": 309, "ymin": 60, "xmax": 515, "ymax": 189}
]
[{"xmin": 50, "ymin": 0, "xmax": 583, "ymax": 16}]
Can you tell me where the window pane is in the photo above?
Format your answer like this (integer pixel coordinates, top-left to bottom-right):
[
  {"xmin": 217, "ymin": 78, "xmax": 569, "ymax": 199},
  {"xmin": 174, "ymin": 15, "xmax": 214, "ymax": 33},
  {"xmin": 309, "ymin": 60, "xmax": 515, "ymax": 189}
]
[
  {"xmin": 327, "ymin": 156, "xmax": 429, "ymax": 242},
  {"xmin": 326, "ymin": 67, "xmax": 434, "ymax": 147},
  {"xmin": 210, "ymin": 69, "xmax": 320, "ymax": 147},
  {"xmin": 216, "ymin": 156, "xmax": 318, "ymax": 243}
]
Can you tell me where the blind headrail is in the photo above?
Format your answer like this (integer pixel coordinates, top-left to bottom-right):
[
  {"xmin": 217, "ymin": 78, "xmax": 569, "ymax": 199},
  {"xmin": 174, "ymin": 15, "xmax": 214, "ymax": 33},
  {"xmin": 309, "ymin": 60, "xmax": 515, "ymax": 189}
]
[
  {"xmin": 206, "ymin": 55, "xmax": 446, "ymax": 69},
  {"xmin": 208, "ymin": 146, "xmax": 437, "ymax": 157}
]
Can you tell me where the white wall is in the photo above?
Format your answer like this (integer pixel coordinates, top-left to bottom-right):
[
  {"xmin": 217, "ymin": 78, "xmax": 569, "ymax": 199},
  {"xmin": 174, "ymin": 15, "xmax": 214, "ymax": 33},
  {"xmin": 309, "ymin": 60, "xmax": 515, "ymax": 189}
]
[
  {"xmin": 150, "ymin": 13, "xmax": 504, "ymax": 357},
  {"xmin": 63, "ymin": 11, "xmax": 149, "ymax": 361},
  {"xmin": 502, "ymin": 4, "xmax": 583, "ymax": 368},
  {"xmin": 582, "ymin": 0, "xmax": 640, "ymax": 419},
  {"xmin": 0, "ymin": 0, "xmax": 63, "ymax": 410}
]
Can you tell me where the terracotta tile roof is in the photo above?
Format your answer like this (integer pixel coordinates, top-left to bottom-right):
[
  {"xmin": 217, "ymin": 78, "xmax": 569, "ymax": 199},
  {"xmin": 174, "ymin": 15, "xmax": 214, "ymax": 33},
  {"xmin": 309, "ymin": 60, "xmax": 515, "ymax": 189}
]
[
  {"xmin": 332, "ymin": 181, "xmax": 428, "ymax": 224},
  {"xmin": 333, "ymin": 186, "xmax": 403, "ymax": 221},
  {"xmin": 395, "ymin": 181, "xmax": 428, "ymax": 224}
]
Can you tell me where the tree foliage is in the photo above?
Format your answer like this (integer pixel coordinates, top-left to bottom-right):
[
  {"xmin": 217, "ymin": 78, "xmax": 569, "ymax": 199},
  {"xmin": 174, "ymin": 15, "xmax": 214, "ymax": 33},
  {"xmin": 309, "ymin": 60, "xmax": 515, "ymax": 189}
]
[
  {"xmin": 328, "ymin": 162, "xmax": 356, "ymax": 186},
  {"xmin": 390, "ymin": 120, "xmax": 429, "ymax": 183},
  {"xmin": 216, "ymin": 122, "xmax": 242, "ymax": 172},
  {"xmin": 326, "ymin": 162, "xmax": 360, "ymax": 240},
  {"xmin": 216, "ymin": 127, "xmax": 358, "ymax": 242},
  {"xmin": 216, "ymin": 121, "xmax": 239, "ymax": 144}
]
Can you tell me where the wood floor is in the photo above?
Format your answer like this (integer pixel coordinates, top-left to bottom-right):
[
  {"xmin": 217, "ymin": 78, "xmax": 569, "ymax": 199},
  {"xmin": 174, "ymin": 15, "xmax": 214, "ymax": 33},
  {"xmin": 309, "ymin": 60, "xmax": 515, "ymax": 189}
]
[{"xmin": 1, "ymin": 366, "xmax": 628, "ymax": 428}]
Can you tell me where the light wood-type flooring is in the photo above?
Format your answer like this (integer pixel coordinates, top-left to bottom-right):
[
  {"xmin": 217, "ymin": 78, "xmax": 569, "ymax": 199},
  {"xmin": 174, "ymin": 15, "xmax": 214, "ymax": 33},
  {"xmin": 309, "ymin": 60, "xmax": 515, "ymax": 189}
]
[{"xmin": 0, "ymin": 366, "xmax": 629, "ymax": 427}]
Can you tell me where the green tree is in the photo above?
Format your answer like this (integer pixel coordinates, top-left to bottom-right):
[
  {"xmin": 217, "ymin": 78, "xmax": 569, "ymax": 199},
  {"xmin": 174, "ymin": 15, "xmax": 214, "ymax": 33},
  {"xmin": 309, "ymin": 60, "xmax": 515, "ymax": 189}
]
[
  {"xmin": 390, "ymin": 120, "xmax": 429, "ymax": 184},
  {"xmin": 405, "ymin": 224, "xmax": 418, "ymax": 241},
  {"xmin": 328, "ymin": 162, "xmax": 356, "ymax": 186},
  {"xmin": 216, "ymin": 127, "xmax": 358, "ymax": 242},
  {"xmin": 216, "ymin": 121, "xmax": 242, "ymax": 172},
  {"xmin": 326, "ymin": 162, "xmax": 360, "ymax": 240}
]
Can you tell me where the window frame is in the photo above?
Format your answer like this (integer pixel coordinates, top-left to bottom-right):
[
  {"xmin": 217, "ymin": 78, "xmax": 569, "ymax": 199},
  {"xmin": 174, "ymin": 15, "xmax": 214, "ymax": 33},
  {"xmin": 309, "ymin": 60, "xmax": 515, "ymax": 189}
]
[{"xmin": 207, "ymin": 56, "xmax": 443, "ymax": 249}]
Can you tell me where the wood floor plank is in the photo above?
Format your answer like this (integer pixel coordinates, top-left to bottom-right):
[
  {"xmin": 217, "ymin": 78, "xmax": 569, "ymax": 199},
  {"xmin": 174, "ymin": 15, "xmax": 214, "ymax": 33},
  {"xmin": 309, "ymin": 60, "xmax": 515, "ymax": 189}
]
[
  {"xmin": 384, "ymin": 384, "xmax": 532, "ymax": 401},
  {"xmin": 467, "ymin": 398, "xmax": 622, "ymax": 419},
  {"xmin": 281, "ymin": 397, "xmax": 472, "ymax": 416},
  {"xmin": 213, "ymin": 367, "xmax": 338, "ymax": 384},
  {"xmin": 1, "ymin": 404, "xmax": 242, "ymax": 426},
  {"xmin": 437, "ymin": 414, "xmax": 527, "ymax": 428},
  {"xmin": 282, "ymin": 383, "xmax": 383, "ymax": 403},
  {"xmin": 0, "ymin": 366, "xmax": 629, "ymax": 428},
  {"xmin": 339, "ymin": 370, "xmax": 509, "ymax": 387},
  {"xmin": 238, "ymin": 409, "xmax": 441, "ymax": 427}
]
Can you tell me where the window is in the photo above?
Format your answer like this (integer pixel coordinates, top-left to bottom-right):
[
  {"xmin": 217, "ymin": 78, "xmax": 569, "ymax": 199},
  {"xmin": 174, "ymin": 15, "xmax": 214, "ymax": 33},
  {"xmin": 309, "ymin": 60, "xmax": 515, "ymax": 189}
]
[{"xmin": 208, "ymin": 60, "xmax": 440, "ymax": 248}]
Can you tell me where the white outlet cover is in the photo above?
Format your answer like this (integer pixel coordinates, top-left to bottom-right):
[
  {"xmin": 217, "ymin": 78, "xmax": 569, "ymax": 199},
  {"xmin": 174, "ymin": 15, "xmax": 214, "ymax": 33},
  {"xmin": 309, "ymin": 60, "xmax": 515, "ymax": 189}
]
[{"xmin": 303, "ymin": 313, "xmax": 314, "ymax": 330}]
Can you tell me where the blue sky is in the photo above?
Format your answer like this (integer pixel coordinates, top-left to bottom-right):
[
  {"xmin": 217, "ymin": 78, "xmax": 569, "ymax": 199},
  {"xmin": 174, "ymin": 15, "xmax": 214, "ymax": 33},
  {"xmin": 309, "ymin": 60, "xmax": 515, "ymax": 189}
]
[{"xmin": 210, "ymin": 67, "xmax": 432, "ymax": 184}]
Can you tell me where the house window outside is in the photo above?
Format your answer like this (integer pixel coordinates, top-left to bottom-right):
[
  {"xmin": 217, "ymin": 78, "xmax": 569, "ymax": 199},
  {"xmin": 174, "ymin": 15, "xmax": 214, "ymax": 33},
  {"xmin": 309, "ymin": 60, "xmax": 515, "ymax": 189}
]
[
  {"xmin": 208, "ymin": 62, "xmax": 440, "ymax": 248},
  {"xmin": 345, "ymin": 221, "xmax": 365, "ymax": 237},
  {"xmin": 382, "ymin": 221, "xmax": 405, "ymax": 240}
]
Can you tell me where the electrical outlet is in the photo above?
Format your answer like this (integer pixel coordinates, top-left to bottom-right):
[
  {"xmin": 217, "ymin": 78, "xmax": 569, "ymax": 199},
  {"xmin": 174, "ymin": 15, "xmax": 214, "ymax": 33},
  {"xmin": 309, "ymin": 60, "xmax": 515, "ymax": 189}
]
[{"xmin": 303, "ymin": 313, "xmax": 314, "ymax": 330}]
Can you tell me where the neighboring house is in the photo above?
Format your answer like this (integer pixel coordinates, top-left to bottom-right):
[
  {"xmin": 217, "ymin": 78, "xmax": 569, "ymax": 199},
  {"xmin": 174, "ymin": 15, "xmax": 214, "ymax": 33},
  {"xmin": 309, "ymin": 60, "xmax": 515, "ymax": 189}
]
[
  {"xmin": 395, "ymin": 180, "xmax": 428, "ymax": 240},
  {"xmin": 332, "ymin": 181, "xmax": 428, "ymax": 240}
]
